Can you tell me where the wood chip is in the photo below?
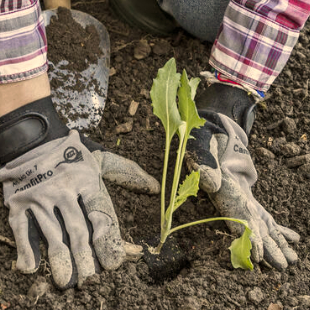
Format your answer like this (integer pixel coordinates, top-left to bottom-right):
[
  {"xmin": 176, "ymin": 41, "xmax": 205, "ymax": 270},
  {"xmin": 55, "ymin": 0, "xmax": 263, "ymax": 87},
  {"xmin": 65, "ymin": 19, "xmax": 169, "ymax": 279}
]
[
  {"xmin": 286, "ymin": 153, "xmax": 310, "ymax": 168},
  {"xmin": 267, "ymin": 303, "xmax": 283, "ymax": 310},
  {"xmin": 115, "ymin": 119, "xmax": 133, "ymax": 134},
  {"xmin": 123, "ymin": 241, "xmax": 143, "ymax": 262},
  {"xmin": 1, "ymin": 302, "xmax": 10, "ymax": 310},
  {"xmin": 128, "ymin": 100, "xmax": 139, "ymax": 116},
  {"xmin": 145, "ymin": 117, "xmax": 151, "ymax": 130},
  {"xmin": 255, "ymin": 147, "xmax": 276, "ymax": 159},
  {"xmin": 0, "ymin": 235, "xmax": 16, "ymax": 248},
  {"xmin": 300, "ymin": 133, "xmax": 307, "ymax": 142},
  {"xmin": 140, "ymin": 89, "xmax": 150, "ymax": 99},
  {"xmin": 297, "ymin": 295, "xmax": 310, "ymax": 306},
  {"xmin": 11, "ymin": 260, "xmax": 16, "ymax": 270},
  {"xmin": 109, "ymin": 67, "xmax": 116, "ymax": 76},
  {"xmin": 134, "ymin": 40, "xmax": 151, "ymax": 60},
  {"xmin": 266, "ymin": 119, "xmax": 283, "ymax": 130}
]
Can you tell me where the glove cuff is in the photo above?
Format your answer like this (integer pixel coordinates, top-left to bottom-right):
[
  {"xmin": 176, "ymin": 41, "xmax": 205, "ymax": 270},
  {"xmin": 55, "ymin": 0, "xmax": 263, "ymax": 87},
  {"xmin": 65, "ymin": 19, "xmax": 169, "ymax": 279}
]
[
  {"xmin": 0, "ymin": 96, "xmax": 69, "ymax": 166},
  {"xmin": 196, "ymin": 84, "xmax": 256, "ymax": 136}
]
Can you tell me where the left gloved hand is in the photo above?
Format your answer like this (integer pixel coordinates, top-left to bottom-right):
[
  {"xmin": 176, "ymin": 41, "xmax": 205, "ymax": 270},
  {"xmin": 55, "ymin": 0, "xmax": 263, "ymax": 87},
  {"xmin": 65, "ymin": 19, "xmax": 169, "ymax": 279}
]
[
  {"xmin": 0, "ymin": 96, "xmax": 160, "ymax": 289},
  {"xmin": 187, "ymin": 84, "xmax": 300, "ymax": 269}
]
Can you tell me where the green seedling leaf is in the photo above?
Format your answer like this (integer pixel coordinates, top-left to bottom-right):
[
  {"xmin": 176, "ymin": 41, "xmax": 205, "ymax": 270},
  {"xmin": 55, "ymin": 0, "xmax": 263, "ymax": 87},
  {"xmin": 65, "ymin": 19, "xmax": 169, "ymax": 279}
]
[
  {"xmin": 178, "ymin": 121, "xmax": 187, "ymax": 140},
  {"xmin": 189, "ymin": 77, "xmax": 200, "ymax": 100},
  {"xmin": 150, "ymin": 58, "xmax": 182, "ymax": 142},
  {"xmin": 152, "ymin": 59, "xmax": 253, "ymax": 272},
  {"xmin": 229, "ymin": 225, "xmax": 253, "ymax": 270},
  {"xmin": 177, "ymin": 70, "xmax": 206, "ymax": 137},
  {"xmin": 173, "ymin": 170, "xmax": 200, "ymax": 212}
]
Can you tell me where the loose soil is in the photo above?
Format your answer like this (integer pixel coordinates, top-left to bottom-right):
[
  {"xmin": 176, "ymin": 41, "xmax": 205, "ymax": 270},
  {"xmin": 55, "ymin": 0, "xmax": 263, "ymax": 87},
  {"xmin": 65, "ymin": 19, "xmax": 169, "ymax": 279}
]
[
  {"xmin": 46, "ymin": 6, "xmax": 103, "ymax": 72},
  {"xmin": 1, "ymin": 1, "xmax": 310, "ymax": 309}
]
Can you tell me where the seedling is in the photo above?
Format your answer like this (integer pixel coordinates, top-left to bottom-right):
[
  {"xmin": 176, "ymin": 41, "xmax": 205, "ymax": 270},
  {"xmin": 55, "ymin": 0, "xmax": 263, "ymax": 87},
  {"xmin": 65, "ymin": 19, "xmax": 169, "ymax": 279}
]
[{"xmin": 150, "ymin": 58, "xmax": 253, "ymax": 270}]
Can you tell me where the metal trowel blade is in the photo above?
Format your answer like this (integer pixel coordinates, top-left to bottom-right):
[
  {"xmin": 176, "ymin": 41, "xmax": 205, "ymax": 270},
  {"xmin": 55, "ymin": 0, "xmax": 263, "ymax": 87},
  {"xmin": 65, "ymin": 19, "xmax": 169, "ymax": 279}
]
[{"xmin": 43, "ymin": 9, "xmax": 110, "ymax": 131}]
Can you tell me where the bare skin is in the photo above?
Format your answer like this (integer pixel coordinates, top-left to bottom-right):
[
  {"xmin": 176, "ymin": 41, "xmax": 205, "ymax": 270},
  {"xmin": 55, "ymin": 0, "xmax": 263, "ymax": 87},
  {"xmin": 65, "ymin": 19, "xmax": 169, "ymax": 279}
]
[
  {"xmin": 0, "ymin": 73, "xmax": 51, "ymax": 117},
  {"xmin": 43, "ymin": 0, "xmax": 71, "ymax": 9}
]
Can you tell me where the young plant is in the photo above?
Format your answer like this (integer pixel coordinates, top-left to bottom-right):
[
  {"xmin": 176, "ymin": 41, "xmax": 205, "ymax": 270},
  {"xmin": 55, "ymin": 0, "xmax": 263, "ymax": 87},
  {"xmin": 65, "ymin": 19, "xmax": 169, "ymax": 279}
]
[{"xmin": 150, "ymin": 58, "xmax": 253, "ymax": 270}]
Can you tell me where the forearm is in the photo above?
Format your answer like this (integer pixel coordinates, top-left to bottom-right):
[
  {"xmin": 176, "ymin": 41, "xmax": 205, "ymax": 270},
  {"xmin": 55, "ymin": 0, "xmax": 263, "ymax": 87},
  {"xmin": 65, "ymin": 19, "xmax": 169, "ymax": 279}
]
[
  {"xmin": 0, "ymin": 0, "xmax": 48, "ymax": 85},
  {"xmin": 0, "ymin": 73, "xmax": 50, "ymax": 116},
  {"xmin": 0, "ymin": 0, "xmax": 50, "ymax": 115},
  {"xmin": 210, "ymin": 0, "xmax": 310, "ymax": 92}
]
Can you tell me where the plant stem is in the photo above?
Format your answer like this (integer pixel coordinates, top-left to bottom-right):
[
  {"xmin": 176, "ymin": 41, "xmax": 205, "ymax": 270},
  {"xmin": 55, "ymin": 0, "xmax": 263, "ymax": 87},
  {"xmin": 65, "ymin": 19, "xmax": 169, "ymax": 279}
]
[
  {"xmin": 159, "ymin": 126, "xmax": 190, "ymax": 250},
  {"xmin": 160, "ymin": 136, "xmax": 171, "ymax": 232},
  {"xmin": 173, "ymin": 134, "xmax": 189, "ymax": 209},
  {"xmin": 169, "ymin": 217, "xmax": 248, "ymax": 235},
  {"xmin": 165, "ymin": 135, "xmax": 185, "ymax": 230},
  {"xmin": 164, "ymin": 132, "xmax": 189, "ymax": 221},
  {"xmin": 155, "ymin": 241, "xmax": 164, "ymax": 254}
]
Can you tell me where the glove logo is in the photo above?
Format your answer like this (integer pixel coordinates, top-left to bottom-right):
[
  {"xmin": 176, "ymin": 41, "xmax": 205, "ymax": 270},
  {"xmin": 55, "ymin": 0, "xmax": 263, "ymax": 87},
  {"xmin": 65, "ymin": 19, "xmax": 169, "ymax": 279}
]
[
  {"xmin": 56, "ymin": 147, "xmax": 84, "ymax": 168},
  {"xmin": 234, "ymin": 144, "xmax": 250, "ymax": 155},
  {"xmin": 14, "ymin": 170, "xmax": 54, "ymax": 193}
]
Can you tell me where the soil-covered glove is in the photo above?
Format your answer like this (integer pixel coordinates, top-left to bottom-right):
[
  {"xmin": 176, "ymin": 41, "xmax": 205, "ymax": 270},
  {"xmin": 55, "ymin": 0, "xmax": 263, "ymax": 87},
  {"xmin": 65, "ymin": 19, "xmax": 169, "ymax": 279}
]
[
  {"xmin": 0, "ymin": 97, "xmax": 160, "ymax": 289},
  {"xmin": 187, "ymin": 84, "xmax": 300, "ymax": 270}
]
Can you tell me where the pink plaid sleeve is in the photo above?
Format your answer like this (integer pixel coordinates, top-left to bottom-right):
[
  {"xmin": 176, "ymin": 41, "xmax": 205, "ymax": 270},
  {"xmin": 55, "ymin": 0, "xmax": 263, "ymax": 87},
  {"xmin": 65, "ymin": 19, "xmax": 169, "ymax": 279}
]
[
  {"xmin": 0, "ymin": 0, "xmax": 48, "ymax": 84},
  {"xmin": 210, "ymin": 0, "xmax": 310, "ymax": 92}
]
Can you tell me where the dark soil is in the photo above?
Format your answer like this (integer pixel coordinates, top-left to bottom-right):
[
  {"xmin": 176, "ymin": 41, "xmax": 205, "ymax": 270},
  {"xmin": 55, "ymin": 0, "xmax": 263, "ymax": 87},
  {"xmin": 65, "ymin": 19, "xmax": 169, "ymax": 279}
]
[
  {"xmin": 46, "ymin": 7, "xmax": 102, "ymax": 72},
  {"xmin": 1, "ymin": 1, "xmax": 310, "ymax": 309}
]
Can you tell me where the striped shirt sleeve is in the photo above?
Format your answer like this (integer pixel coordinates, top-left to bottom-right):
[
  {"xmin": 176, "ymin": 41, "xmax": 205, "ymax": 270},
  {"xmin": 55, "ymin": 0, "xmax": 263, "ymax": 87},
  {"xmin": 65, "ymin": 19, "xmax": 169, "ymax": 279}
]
[
  {"xmin": 209, "ymin": 0, "xmax": 310, "ymax": 92},
  {"xmin": 0, "ymin": 0, "xmax": 48, "ymax": 84}
]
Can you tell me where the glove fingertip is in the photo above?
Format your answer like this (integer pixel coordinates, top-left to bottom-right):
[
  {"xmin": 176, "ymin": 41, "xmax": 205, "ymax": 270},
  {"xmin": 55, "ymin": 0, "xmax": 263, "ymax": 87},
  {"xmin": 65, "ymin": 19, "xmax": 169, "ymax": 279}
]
[
  {"xmin": 74, "ymin": 250, "xmax": 96, "ymax": 289},
  {"xmin": 266, "ymin": 256, "xmax": 288, "ymax": 271},
  {"xmin": 263, "ymin": 237, "xmax": 288, "ymax": 271},
  {"xmin": 278, "ymin": 225, "xmax": 300, "ymax": 243},
  {"xmin": 95, "ymin": 235, "xmax": 126, "ymax": 270},
  {"xmin": 17, "ymin": 263, "xmax": 40, "ymax": 275},
  {"xmin": 16, "ymin": 251, "xmax": 41, "ymax": 274},
  {"xmin": 283, "ymin": 247, "xmax": 298, "ymax": 265},
  {"xmin": 199, "ymin": 165, "xmax": 221, "ymax": 193},
  {"xmin": 49, "ymin": 250, "xmax": 75, "ymax": 289},
  {"xmin": 152, "ymin": 179, "xmax": 161, "ymax": 194},
  {"xmin": 136, "ymin": 176, "xmax": 160, "ymax": 195}
]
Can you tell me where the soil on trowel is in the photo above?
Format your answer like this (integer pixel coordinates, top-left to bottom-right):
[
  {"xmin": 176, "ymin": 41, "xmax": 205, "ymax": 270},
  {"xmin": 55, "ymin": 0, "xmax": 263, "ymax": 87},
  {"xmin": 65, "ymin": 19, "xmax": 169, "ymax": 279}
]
[
  {"xmin": 1, "ymin": 1, "xmax": 310, "ymax": 310},
  {"xmin": 46, "ymin": 6, "xmax": 102, "ymax": 72},
  {"xmin": 45, "ymin": 7, "xmax": 106, "ymax": 130}
]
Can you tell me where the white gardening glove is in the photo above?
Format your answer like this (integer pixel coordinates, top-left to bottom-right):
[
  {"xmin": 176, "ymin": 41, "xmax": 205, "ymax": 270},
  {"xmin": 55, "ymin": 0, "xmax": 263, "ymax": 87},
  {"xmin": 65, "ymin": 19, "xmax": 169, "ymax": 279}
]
[
  {"xmin": 0, "ymin": 128, "xmax": 159, "ymax": 289},
  {"xmin": 187, "ymin": 85, "xmax": 300, "ymax": 269}
]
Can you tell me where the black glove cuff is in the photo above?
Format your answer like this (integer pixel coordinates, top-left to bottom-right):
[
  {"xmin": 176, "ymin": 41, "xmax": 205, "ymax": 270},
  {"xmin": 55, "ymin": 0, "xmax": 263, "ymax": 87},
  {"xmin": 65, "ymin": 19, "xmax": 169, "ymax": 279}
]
[
  {"xmin": 196, "ymin": 84, "xmax": 257, "ymax": 136},
  {"xmin": 0, "ymin": 96, "xmax": 69, "ymax": 165}
]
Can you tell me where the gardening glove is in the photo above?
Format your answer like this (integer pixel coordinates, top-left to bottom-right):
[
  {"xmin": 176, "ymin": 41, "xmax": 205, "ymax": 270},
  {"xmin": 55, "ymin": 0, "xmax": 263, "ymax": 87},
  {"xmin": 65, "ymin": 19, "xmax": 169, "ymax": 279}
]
[
  {"xmin": 0, "ymin": 96, "xmax": 160, "ymax": 289},
  {"xmin": 187, "ymin": 84, "xmax": 300, "ymax": 270}
]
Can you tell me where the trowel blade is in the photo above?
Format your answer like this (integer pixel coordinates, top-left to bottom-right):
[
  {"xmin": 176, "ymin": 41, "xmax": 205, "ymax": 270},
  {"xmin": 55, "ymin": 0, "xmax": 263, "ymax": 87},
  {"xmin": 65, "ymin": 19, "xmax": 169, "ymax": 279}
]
[{"xmin": 43, "ymin": 9, "xmax": 110, "ymax": 131}]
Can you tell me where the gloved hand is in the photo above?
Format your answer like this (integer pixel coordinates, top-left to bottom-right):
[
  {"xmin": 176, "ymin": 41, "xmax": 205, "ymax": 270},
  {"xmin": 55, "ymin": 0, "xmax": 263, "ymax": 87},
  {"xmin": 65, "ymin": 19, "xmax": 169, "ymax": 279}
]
[
  {"xmin": 187, "ymin": 84, "xmax": 300, "ymax": 269},
  {"xmin": 0, "ymin": 97, "xmax": 160, "ymax": 289}
]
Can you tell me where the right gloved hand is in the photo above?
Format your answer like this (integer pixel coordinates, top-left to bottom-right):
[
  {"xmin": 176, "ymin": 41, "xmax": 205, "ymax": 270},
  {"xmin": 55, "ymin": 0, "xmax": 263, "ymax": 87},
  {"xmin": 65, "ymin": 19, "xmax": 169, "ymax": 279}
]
[
  {"xmin": 0, "ymin": 96, "xmax": 160, "ymax": 289},
  {"xmin": 187, "ymin": 84, "xmax": 300, "ymax": 269}
]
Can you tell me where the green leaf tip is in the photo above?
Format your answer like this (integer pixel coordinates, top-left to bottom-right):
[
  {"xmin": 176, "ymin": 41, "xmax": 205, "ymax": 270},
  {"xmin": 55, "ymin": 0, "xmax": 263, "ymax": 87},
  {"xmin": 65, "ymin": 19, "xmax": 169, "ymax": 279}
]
[
  {"xmin": 229, "ymin": 226, "xmax": 253, "ymax": 270},
  {"xmin": 189, "ymin": 77, "xmax": 200, "ymax": 101},
  {"xmin": 150, "ymin": 58, "xmax": 182, "ymax": 141},
  {"xmin": 177, "ymin": 70, "xmax": 206, "ymax": 136}
]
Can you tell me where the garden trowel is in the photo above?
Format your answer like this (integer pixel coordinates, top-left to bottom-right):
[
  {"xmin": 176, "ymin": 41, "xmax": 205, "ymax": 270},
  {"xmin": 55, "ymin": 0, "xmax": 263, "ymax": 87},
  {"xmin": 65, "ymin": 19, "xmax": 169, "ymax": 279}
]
[{"xmin": 42, "ymin": 4, "xmax": 110, "ymax": 132}]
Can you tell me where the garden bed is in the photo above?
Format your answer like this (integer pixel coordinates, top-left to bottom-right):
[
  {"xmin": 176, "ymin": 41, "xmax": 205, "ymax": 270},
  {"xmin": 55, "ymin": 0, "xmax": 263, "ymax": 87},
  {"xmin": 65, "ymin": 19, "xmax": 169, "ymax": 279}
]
[{"xmin": 1, "ymin": 1, "xmax": 310, "ymax": 309}]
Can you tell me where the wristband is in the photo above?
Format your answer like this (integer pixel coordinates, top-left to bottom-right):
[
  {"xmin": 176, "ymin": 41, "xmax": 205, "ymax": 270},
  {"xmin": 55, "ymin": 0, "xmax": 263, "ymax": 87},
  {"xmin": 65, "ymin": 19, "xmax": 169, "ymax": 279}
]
[{"xmin": 0, "ymin": 96, "xmax": 68, "ymax": 165}]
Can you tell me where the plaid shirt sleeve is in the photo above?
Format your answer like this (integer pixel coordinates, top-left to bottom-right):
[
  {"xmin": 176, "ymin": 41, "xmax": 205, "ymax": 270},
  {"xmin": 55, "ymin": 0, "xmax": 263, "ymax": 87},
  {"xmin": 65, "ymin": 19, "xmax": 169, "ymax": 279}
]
[
  {"xmin": 0, "ymin": 0, "xmax": 48, "ymax": 84},
  {"xmin": 209, "ymin": 0, "xmax": 310, "ymax": 92}
]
